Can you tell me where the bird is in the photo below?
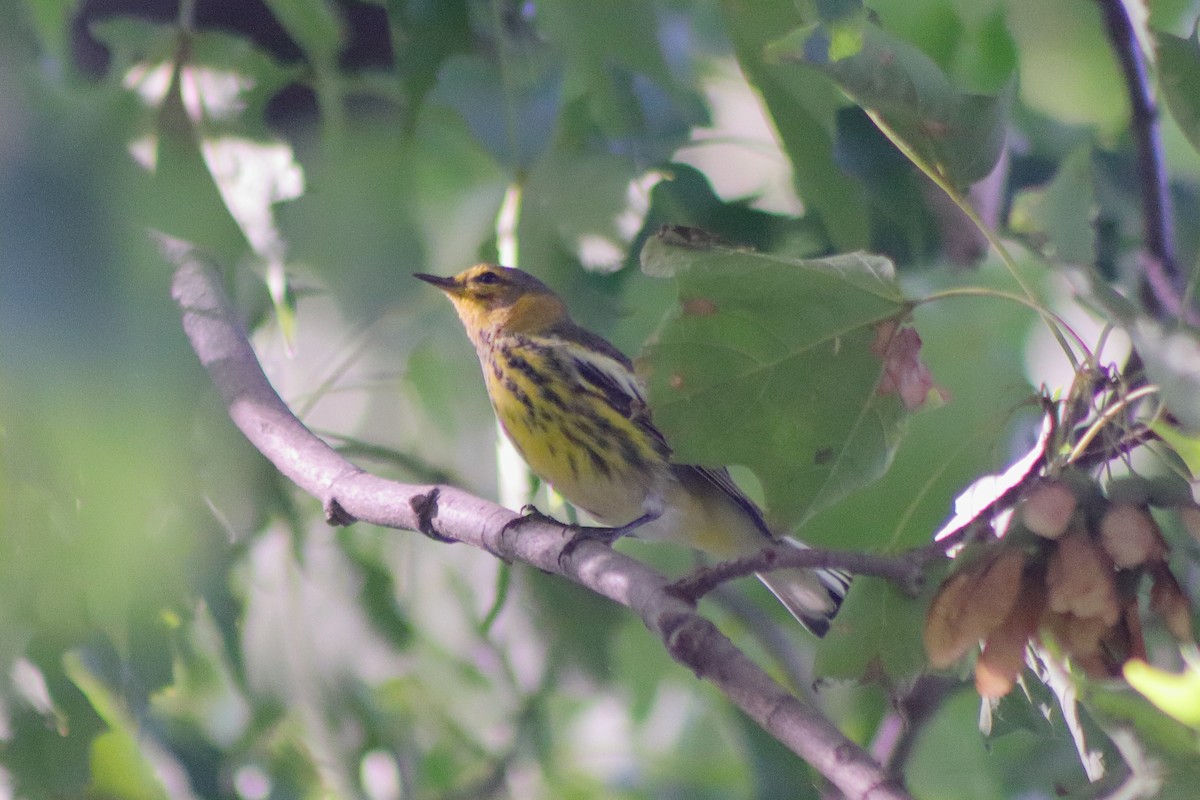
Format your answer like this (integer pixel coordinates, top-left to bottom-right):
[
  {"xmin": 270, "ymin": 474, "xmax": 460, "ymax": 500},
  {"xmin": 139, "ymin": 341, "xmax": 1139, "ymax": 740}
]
[{"xmin": 416, "ymin": 263, "xmax": 849, "ymax": 635}]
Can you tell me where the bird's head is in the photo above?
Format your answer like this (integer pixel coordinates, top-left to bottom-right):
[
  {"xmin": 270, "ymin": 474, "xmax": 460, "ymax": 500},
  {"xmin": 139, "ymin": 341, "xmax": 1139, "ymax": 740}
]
[{"xmin": 415, "ymin": 264, "xmax": 568, "ymax": 344}]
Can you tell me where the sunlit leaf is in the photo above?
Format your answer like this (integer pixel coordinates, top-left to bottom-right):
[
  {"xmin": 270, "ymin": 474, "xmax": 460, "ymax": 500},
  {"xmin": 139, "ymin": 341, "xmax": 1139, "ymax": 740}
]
[
  {"xmin": 640, "ymin": 232, "xmax": 922, "ymax": 530},
  {"xmin": 767, "ymin": 17, "xmax": 1011, "ymax": 188},
  {"xmin": 1125, "ymin": 659, "xmax": 1200, "ymax": 731},
  {"xmin": 1154, "ymin": 423, "xmax": 1200, "ymax": 476}
]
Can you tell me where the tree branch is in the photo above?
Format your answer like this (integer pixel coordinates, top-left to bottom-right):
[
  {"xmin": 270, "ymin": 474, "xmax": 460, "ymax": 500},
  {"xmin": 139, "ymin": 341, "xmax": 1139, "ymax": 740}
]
[
  {"xmin": 164, "ymin": 237, "xmax": 911, "ymax": 800},
  {"xmin": 1094, "ymin": 0, "xmax": 1187, "ymax": 320},
  {"xmin": 670, "ymin": 544, "xmax": 935, "ymax": 607}
]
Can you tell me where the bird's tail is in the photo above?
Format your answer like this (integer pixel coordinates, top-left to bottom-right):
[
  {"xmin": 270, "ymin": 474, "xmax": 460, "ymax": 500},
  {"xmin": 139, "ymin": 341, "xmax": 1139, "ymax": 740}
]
[{"xmin": 755, "ymin": 537, "xmax": 851, "ymax": 637}]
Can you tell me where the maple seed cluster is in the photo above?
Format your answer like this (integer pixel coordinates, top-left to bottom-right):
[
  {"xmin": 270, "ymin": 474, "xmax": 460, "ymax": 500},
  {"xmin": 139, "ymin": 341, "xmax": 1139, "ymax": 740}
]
[{"xmin": 924, "ymin": 476, "xmax": 1195, "ymax": 699}]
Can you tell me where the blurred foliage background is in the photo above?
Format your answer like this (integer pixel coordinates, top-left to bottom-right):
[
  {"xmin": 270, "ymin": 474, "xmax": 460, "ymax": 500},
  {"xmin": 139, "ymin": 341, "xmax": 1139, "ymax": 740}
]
[{"xmin": 1, "ymin": 0, "xmax": 1199, "ymax": 798}]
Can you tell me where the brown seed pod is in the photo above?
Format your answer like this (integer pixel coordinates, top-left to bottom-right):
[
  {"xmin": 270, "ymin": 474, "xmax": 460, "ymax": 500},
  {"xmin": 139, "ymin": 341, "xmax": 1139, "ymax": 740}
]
[
  {"xmin": 925, "ymin": 548, "xmax": 1029, "ymax": 670},
  {"xmin": 1046, "ymin": 530, "xmax": 1121, "ymax": 625},
  {"xmin": 1021, "ymin": 480, "xmax": 1077, "ymax": 540},
  {"xmin": 975, "ymin": 577, "xmax": 1046, "ymax": 698},
  {"xmin": 958, "ymin": 549, "xmax": 1027, "ymax": 640},
  {"xmin": 1149, "ymin": 563, "xmax": 1195, "ymax": 642},
  {"xmin": 1041, "ymin": 611, "xmax": 1110, "ymax": 672},
  {"xmin": 1098, "ymin": 504, "xmax": 1166, "ymax": 569},
  {"xmin": 1121, "ymin": 600, "xmax": 1148, "ymax": 663},
  {"xmin": 924, "ymin": 570, "xmax": 979, "ymax": 669}
]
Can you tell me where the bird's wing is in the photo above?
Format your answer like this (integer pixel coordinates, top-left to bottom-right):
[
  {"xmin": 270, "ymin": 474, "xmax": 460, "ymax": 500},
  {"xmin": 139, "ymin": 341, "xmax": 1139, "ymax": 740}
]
[
  {"xmin": 549, "ymin": 328, "xmax": 769, "ymax": 536},
  {"xmin": 546, "ymin": 325, "xmax": 672, "ymax": 458},
  {"xmin": 675, "ymin": 464, "xmax": 775, "ymax": 540}
]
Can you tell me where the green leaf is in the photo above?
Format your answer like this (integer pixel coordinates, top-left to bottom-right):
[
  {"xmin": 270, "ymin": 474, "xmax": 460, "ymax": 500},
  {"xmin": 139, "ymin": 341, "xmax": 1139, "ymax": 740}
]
[
  {"xmin": 767, "ymin": 259, "xmax": 1040, "ymax": 552},
  {"xmin": 987, "ymin": 676, "xmax": 1059, "ymax": 739},
  {"xmin": 768, "ymin": 18, "xmax": 1011, "ymax": 187},
  {"xmin": 428, "ymin": 51, "xmax": 561, "ymax": 170},
  {"xmin": 261, "ymin": 0, "xmax": 342, "ymax": 64},
  {"xmin": 1065, "ymin": 267, "xmax": 1141, "ymax": 324},
  {"xmin": 539, "ymin": 0, "xmax": 673, "ymax": 97},
  {"xmin": 1085, "ymin": 683, "xmax": 1200, "ymax": 798},
  {"xmin": 339, "ymin": 537, "xmax": 415, "ymax": 650},
  {"xmin": 515, "ymin": 145, "xmax": 644, "ymax": 331},
  {"xmin": 64, "ymin": 652, "xmax": 169, "ymax": 800},
  {"xmin": 639, "ymin": 233, "xmax": 919, "ymax": 530},
  {"xmin": 812, "ymin": 576, "xmax": 929, "ymax": 681},
  {"xmin": 523, "ymin": 567, "xmax": 629, "ymax": 680},
  {"xmin": 1124, "ymin": 658, "xmax": 1200, "ymax": 731},
  {"xmin": 1157, "ymin": 26, "xmax": 1200, "ymax": 156},
  {"xmin": 635, "ymin": 164, "xmax": 830, "ymax": 259},
  {"xmin": 389, "ymin": 0, "xmax": 472, "ymax": 120},
  {"xmin": 1121, "ymin": 322, "xmax": 1200, "ymax": 431},
  {"xmin": 721, "ymin": 0, "xmax": 871, "ymax": 251},
  {"xmin": 153, "ymin": 61, "xmax": 253, "ymax": 263},
  {"xmin": 20, "ymin": 0, "xmax": 75, "ymax": 67},
  {"xmin": 87, "ymin": 16, "xmax": 178, "ymax": 71},
  {"xmin": 733, "ymin": 712, "xmax": 822, "ymax": 800},
  {"xmin": 1010, "ymin": 146, "xmax": 1097, "ymax": 265},
  {"xmin": 1005, "ymin": 0, "xmax": 1129, "ymax": 132},
  {"xmin": 908, "ymin": 687, "xmax": 1090, "ymax": 799},
  {"xmin": 1155, "ymin": 423, "xmax": 1200, "ymax": 476}
]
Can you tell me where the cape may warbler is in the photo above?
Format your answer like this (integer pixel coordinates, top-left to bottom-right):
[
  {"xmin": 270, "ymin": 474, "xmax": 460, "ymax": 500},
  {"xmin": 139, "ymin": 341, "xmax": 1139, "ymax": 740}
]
[{"xmin": 417, "ymin": 264, "xmax": 849, "ymax": 635}]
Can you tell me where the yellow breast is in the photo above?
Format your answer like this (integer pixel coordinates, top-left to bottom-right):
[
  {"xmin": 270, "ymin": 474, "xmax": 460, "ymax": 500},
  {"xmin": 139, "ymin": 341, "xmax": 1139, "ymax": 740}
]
[{"xmin": 480, "ymin": 338, "xmax": 666, "ymax": 525}]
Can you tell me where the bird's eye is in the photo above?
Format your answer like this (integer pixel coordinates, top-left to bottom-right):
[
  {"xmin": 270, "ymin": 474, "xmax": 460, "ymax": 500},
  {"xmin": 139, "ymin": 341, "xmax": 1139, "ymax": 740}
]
[{"xmin": 474, "ymin": 271, "xmax": 502, "ymax": 285}]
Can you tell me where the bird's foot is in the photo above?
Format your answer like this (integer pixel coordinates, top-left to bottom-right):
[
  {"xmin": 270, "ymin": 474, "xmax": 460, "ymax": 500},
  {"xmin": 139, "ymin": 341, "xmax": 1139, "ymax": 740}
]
[
  {"xmin": 558, "ymin": 509, "xmax": 660, "ymax": 567},
  {"xmin": 498, "ymin": 504, "xmax": 560, "ymax": 539}
]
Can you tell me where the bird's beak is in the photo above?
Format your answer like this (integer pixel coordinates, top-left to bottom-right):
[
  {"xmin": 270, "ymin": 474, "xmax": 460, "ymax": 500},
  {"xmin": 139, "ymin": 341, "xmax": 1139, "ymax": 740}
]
[{"xmin": 414, "ymin": 273, "xmax": 460, "ymax": 294}]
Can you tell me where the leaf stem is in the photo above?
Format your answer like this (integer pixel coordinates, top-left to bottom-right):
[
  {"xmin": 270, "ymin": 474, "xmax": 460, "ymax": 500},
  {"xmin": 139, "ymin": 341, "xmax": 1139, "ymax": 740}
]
[
  {"xmin": 1066, "ymin": 384, "xmax": 1159, "ymax": 464},
  {"xmin": 918, "ymin": 286, "xmax": 1094, "ymax": 363},
  {"xmin": 866, "ymin": 110, "xmax": 1082, "ymax": 372}
]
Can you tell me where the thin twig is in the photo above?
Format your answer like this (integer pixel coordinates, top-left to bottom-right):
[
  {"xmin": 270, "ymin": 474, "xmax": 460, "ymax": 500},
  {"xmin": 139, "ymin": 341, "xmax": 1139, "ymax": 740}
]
[
  {"xmin": 671, "ymin": 545, "xmax": 935, "ymax": 607},
  {"xmin": 164, "ymin": 236, "xmax": 911, "ymax": 800},
  {"xmin": 1094, "ymin": 0, "xmax": 1187, "ymax": 320},
  {"xmin": 868, "ymin": 675, "xmax": 958, "ymax": 776}
]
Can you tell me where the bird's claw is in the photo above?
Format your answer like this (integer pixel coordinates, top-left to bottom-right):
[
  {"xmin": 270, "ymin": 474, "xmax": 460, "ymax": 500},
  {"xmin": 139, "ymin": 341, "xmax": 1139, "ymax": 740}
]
[
  {"xmin": 496, "ymin": 506, "xmax": 629, "ymax": 570},
  {"xmin": 499, "ymin": 504, "xmax": 559, "ymax": 538},
  {"xmin": 558, "ymin": 525, "xmax": 625, "ymax": 568}
]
